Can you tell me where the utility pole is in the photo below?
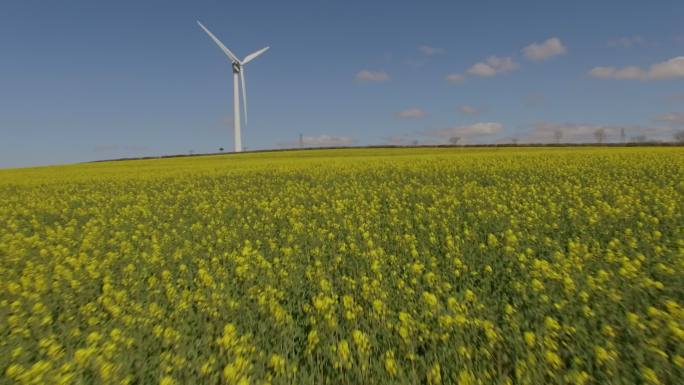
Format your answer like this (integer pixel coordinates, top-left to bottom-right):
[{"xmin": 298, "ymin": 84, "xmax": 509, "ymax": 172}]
[{"xmin": 299, "ymin": 133, "xmax": 304, "ymax": 148}]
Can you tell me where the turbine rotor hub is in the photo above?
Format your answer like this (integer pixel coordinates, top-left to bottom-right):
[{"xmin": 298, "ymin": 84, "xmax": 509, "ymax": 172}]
[{"xmin": 232, "ymin": 62, "xmax": 241, "ymax": 73}]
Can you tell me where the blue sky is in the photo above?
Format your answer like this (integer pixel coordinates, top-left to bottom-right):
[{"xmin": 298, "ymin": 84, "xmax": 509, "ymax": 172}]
[{"xmin": 1, "ymin": 0, "xmax": 683, "ymax": 168}]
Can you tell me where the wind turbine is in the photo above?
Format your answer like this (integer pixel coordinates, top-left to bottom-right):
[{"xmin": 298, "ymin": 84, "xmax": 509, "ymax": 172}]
[{"xmin": 198, "ymin": 21, "xmax": 269, "ymax": 152}]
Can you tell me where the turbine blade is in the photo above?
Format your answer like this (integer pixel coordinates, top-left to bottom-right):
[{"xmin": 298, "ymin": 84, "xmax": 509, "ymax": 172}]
[
  {"xmin": 197, "ymin": 21, "xmax": 240, "ymax": 63},
  {"xmin": 240, "ymin": 69, "xmax": 247, "ymax": 125},
  {"xmin": 242, "ymin": 47, "xmax": 270, "ymax": 65}
]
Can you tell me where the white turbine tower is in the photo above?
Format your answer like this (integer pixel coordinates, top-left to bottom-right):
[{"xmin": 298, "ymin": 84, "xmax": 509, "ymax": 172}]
[{"xmin": 198, "ymin": 21, "xmax": 269, "ymax": 152}]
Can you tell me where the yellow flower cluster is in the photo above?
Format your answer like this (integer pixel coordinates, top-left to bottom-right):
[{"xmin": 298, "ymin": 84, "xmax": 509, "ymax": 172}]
[{"xmin": 1, "ymin": 147, "xmax": 683, "ymax": 384}]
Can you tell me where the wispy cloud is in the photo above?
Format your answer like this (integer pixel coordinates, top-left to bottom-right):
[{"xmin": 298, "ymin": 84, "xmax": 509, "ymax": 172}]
[
  {"xmin": 356, "ymin": 70, "xmax": 390, "ymax": 82},
  {"xmin": 524, "ymin": 122, "xmax": 675, "ymax": 143},
  {"xmin": 525, "ymin": 122, "xmax": 617, "ymax": 143},
  {"xmin": 655, "ymin": 112, "xmax": 684, "ymax": 125},
  {"xmin": 589, "ymin": 56, "xmax": 684, "ymax": 80},
  {"xmin": 300, "ymin": 134, "xmax": 356, "ymax": 147},
  {"xmin": 467, "ymin": 56, "xmax": 519, "ymax": 77},
  {"xmin": 608, "ymin": 36, "xmax": 645, "ymax": 48},
  {"xmin": 445, "ymin": 73, "xmax": 465, "ymax": 84},
  {"xmin": 424, "ymin": 122, "xmax": 504, "ymax": 140},
  {"xmin": 458, "ymin": 105, "xmax": 478, "ymax": 115},
  {"xmin": 419, "ymin": 45, "xmax": 446, "ymax": 56},
  {"xmin": 396, "ymin": 108, "xmax": 427, "ymax": 119},
  {"xmin": 382, "ymin": 134, "xmax": 419, "ymax": 146},
  {"xmin": 523, "ymin": 37, "xmax": 567, "ymax": 61},
  {"xmin": 589, "ymin": 66, "xmax": 647, "ymax": 80}
]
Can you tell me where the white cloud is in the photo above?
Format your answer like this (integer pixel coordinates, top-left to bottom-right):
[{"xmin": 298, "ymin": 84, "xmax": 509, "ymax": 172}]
[
  {"xmin": 445, "ymin": 73, "xmax": 465, "ymax": 84},
  {"xmin": 468, "ymin": 63, "xmax": 496, "ymax": 77},
  {"xmin": 424, "ymin": 122, "xmax": 504, "ymax": 139},
  {"xmin": 589, "ymin": 56, "xmax": 684, "ymax": 80},
  {"xmin": 459, "ymin": 105, "xmax": 478, "ymax": 115},
  {"xmin": 608, "ymin": 36, "xmax": 645, "ymax": 48},
  {"xmin": 655, "ymin": 112, "xmax": 684, "ymax": 125},
  {"xmin": 419, "ymin": 45, "xmax": 446, "ymax": 56},
  {"xmin": 356, "ymin": 70, "xmax": 390, "ymax": 82},
  {"xmin": 523, "ymin": 37, "xmax": 567, "ymax": 61},
  {"xmin": 649, "ymin": 57, "xmax": 684, "ymax": 79},
  {"xmin": 397, "ymin": 108, "xmax": 427, "ymax": 119},
  {"xmin": 467, "ymin": 56, "xmax": 519, "ymax": 77},
  {"xmin": 589, "ymin": 66, "xmax": 645, "ymax": 80}
]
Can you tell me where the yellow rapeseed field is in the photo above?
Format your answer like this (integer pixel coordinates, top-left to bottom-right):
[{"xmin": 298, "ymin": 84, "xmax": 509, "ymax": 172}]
[{"xmin": 1, "ymin": 147, "xmax": 683, "ymax": 384}]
